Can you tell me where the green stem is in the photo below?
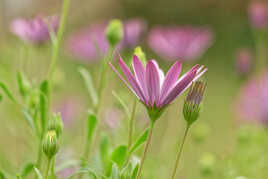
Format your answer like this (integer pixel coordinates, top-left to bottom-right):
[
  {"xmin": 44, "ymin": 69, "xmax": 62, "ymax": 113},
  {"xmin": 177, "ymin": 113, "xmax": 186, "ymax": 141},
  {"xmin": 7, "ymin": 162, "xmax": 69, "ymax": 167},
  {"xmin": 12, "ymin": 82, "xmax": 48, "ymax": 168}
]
[
  {"xmin": 171, "ymin": 125, "xmax": 190, "ymax": 179},
  {"xmin": 51, "ymin": 157, "xmax": 56, "ymax": 178},
  {"xmin": 36, "ymin": 139, "xmax": 43, "ymax": 168},
  {"xmin": 44, "ymin": 158, "xmax": 52, "ymax": 179},
  {"xmin": 136, "ymin": 122, "xmax": 154, "ymax": 179}
]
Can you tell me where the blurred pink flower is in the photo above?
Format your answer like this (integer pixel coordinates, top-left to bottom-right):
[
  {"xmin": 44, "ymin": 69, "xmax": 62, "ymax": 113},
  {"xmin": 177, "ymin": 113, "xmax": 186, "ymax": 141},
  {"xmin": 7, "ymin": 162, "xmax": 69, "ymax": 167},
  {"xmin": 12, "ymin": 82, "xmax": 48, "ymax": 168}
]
[
  {"xmin": 53, "ymin": 97, "xmax": 83, "ymax": 126},
  {"xmin": 147, "ymin": 26, "xmax": 213, "ymax": 62},
  {"xmin": 235, "ymin": 48, "xmax": 253, "ymax": 76},
  {"xmin": 122, "ymin": 19, "xmax": 147, "ymax": 48},
  {"xmin": 10, "ymin": 15, "xmax": 59, "ymax": 44},
  {"xmin": 109, "ymin": 55, "xmax": 207, "ymax": 110},
  {"xmin": 236, "ymin": 71, "xmax": 268, "ymax": 124},
  {"xmin": 104, "ymin": 107, "xmax": 123, "ymax": 129},
  {"xmin": 248, "ymin": 1, "xmax": 268, "ymax": 28},
  {"xmin": 66, "ymin": 19, "xmax": 146, "ymax": 62}
]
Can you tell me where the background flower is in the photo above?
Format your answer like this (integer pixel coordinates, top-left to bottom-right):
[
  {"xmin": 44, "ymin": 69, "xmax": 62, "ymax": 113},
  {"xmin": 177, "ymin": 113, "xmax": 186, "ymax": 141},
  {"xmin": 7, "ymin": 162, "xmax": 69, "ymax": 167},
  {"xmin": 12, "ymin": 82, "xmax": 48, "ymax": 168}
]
[
  {"xmin": 235, "ymin": 48, "xmax": 253, "ymax": 76},
  {"xmin": 248, "ymin": 1, "xmax": 268, "ymax": 28}
]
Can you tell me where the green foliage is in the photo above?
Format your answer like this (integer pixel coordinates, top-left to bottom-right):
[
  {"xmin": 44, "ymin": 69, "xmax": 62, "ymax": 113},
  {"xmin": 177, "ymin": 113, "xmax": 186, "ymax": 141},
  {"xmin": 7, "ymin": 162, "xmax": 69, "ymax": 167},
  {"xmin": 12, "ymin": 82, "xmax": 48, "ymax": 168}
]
[
  {"xmin": 129, "ymin": 128, "xmax": 149, "ymax": 154},
  {"xmin": 87, "ymin": 112, "xmax": 97, "ymax": 142},
  {"xmin": 33, "ymin": 167, "xmax": 43, "ymax": 179},
  {"xmin": 16, "ymin": 72, "xmax": 31, "ymax": 97},
  {"xmin": 110, "ymin": 145, "xmax": 127, "ymax": 167},
  {"xmin": 0, "ymin": 82, "xmax": 17, "ymax": 103}
]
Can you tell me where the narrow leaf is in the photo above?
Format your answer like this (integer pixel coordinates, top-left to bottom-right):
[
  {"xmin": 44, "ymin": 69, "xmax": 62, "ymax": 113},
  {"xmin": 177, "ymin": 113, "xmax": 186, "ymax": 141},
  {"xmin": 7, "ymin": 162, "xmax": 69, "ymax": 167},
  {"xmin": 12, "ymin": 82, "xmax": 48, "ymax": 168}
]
[
  {"xmin": 112, "ymin": 91, "xmax": 129, "ymax": 117},
  {"xmin": 33, "ymin": 167, "xmax": 43, "ymax": 179},
  {"xmin": 87, "ymin": 112, "xmax": 97, "ymax": 141},
  {"xmin": 39, "ymin": 93, "xmax": 47, "ymax": 134},
  {"xmin": 40, "ymin": 80, "xmax": 49, "ymax": 97},
  {"xmin": 110, "ymin": 145, "xmax": 127, "ymax": 167},
  {"xmin": 129, "ymin": 128, "xmax": 149, "ymax": 154},
  {"xmin": 17, "ymin": 72, "xmax": 31, "ymax": 97},
  {"xmin": 0, "ymin": 82, "xmax": 16, "ymax": 103},
  {"xmin": 78, "ymin": 67, "xmax": 98, "ymax": 107},
  {"xmin": 23, "ymin": 109, "xmax": 37, "ymax": 134},
  {"xmin": 20, "ymin": 162, "xmax": 34, "ymax": 177}
]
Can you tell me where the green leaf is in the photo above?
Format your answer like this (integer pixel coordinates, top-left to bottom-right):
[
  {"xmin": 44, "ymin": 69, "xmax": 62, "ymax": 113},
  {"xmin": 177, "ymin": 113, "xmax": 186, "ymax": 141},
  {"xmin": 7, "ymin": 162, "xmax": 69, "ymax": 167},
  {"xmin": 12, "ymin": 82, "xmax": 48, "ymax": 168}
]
[
  {"xmin": 17, "ymin": 72, "xmax": 31, "ymax": 97},
  {"xmin": 0, "ymin": 82, "xmax": 17, "ymax": 103},
  {"xmin": 20, "ymin": 162, "xmax": 34, "ymax": 177},
  {"xmin": 99, "ymin": 134, "xmax": 110, "ymax": 173},
  {"xmin": 40, "ymin": 80, "xmax": 49, "ymax": 97},
  {"xmin": 33, "ymin": 167, "xmax": 43, "ymax": 179},
  {"xmin": 112, "ymin": 91, "xmax": 129, "ymax": 117},
  {"xmin": 67, "ymin": 169, "xmax": 97, "ymax": 179},
  {"xmin": 0, "ymin": 94, "xmax": 2, "ymax": 102},
  {"xmin": 129, "ymin": 128, "xmax": 149, "ymax": 154},
  {"xmin": 78, "ymin": 67, "xmax": 98, "ymax": 107},
  {"xmin": 23, "ymin": 109, "xmax": 38, "ymax": 135},
  {"xmin": 130, "ymin": 157, "xmax": 140, "ymax": 179},
  {"xmin": 39, "ymin": 93, "xmax": 47, "ymax": 134},
  {"xmin": 0, "ymin": 171, "xmax": 5, "ymax": 179},
  {"xmin": 87, "ymin": 112, "xmax": 97, "ymax": 141},
  {"xmin": 110, "ymin": 145, "xmax": 127, "ymax": 167},
  {"xmin": 110, "ymin": 164, "xmax": 119, "ymax": 179}
]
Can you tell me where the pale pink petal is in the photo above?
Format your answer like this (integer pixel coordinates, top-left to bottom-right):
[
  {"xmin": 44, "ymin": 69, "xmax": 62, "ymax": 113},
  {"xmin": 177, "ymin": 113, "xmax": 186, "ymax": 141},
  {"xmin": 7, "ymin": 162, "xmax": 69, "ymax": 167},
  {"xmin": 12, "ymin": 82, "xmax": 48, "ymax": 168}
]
[
  {"xmin": 159, "ymin": 61, "xmax": 182, "ymax": 104},
  {"xmin": 132, "ymin": 55, "xmax": 148, "ymax": 101},
  {"xmin": 146, "ymin": 60, "xmax": 161, "ymax": 106},
  {"xmin": 118, "ymin": 56, "xmax": 146, "ymax": 102},
  {"xmin": 162, "ymin": 65, "xmax": 198, "ymax": 106}
]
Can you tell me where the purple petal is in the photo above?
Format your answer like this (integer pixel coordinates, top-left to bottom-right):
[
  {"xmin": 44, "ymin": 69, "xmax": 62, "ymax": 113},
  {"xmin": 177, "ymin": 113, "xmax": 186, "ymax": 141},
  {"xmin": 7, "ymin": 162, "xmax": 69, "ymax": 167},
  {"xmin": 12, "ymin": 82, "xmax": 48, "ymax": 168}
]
[
  {"xmin": 146, "ymin": 60, "xmax": 161, "ymax": 106},
  {"xmin": 162, "ymin": 65, "xmax": 198, "ymax": 106},
  {"xmin": 118, "ymin": 56, "xmax": 146, "ymax": 102},
  {"xmin": 159, "ymin": 61, "xmax": 182, "ymax": 104},
  {"xmin": 132, "ymin": 55, "xmax": 148, "ymax": 101}
]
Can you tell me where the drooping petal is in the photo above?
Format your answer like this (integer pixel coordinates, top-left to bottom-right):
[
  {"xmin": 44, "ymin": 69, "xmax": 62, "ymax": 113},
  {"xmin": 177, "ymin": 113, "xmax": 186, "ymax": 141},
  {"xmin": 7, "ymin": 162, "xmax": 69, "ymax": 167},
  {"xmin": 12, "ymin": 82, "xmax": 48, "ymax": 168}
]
[
  {"xmin": 159, "ymin": 61, "xmax": 182, "ymax": 103},
  {"xmin": 132, "ymin": 55, "xmax": 148, "ymax": 101},
  {"xmin": 146, "ymin": 60, "xmax": 161, "ymax": 106},
  {"xmin": 162, "ymin": 65, "xmax": 198, "ymax": 106},
  {"xmin": 118, "ymin": 56, "xmax": 146, "ymax": 102}
]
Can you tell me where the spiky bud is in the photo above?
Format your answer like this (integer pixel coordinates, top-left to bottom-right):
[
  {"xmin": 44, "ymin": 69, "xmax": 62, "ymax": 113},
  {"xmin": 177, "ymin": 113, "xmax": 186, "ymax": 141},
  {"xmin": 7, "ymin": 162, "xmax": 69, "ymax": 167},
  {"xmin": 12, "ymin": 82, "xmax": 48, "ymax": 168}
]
[
  {"xmin": 183, "ymin": 81, "xmax": 206, "ymax": 126},
  {"xmin": 106, "ymin": 19, "xmax": 123, "ymax": 47},
  {"xmin": 42, "ymin": 130, "xmax": 59, "ymax": 159},
  {"xmin": 134, "ymin": 46, "xmax": 146, "ymax": 65},
  {"xmin": 47, "ymin": 113, "xmax": 63, "ymax": 138}
]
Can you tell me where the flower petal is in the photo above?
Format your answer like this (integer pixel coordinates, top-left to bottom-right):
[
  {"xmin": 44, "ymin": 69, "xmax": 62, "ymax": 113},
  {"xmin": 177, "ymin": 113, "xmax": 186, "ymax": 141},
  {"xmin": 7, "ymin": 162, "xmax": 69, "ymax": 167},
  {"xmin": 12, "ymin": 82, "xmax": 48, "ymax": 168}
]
[
  {"xmin": 159, "ymin": 61, "xmax": 182, "ymax": 104},
  {"xmin": 118, "ymin": 55, "xmax": 146, "ymax": 102},
  {"xmin": 146, "ymin": 60, "xmax": 161, "ymax": 106},
  {"xmin": 132, "ymin": 55, "xmax": 148, "ymax": 101},
  {"xmin": 162, "ymin": 65, "xmax": 198, "ymax": 106}
]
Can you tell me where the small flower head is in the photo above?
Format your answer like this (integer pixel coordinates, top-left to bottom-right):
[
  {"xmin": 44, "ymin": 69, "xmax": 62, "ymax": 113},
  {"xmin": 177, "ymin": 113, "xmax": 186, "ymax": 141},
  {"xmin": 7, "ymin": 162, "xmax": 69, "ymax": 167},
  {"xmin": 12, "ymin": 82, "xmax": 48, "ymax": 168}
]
[
  {"xmin": 47, "ymin": 113, "xmax": 63, "ymax": 137},
  {"xmin": 183, "ymin": 81, "xmax": 206, "ymax": 126},
  {"xmin": 248, "ymin": 1, "xmax": 268, "ymax": 29},
  {"xmin": 10, "ymin": 15, "xmax": 59, "ymax": 44},
  {"xmin": 42, "ymin": 130, "xmax": 59, "ymax": 159},
  {"xmin": 235, "ymin": 48, "xmax": 253, "ymax": 76},
  {"xmin": 106, "ymin": 19, "xmax": 124, "ymax": 47},
  {"xmin": 109, "ymin": 55, "xmax": 207, "ymax": 122}
]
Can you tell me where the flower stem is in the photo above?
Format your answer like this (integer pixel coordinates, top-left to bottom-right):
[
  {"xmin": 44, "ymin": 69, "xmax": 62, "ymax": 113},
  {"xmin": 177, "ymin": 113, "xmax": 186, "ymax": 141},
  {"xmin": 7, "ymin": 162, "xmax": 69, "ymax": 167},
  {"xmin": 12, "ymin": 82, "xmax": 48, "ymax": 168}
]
[
  {"xmin": 50, "ymin": 157, "xmax": 56, "ymax": 178},
  {"xmin": 171, "ymin": 125, "xmax": 190, "ymax": 179},
  {"xmin": 44, "ymin": 158, "xmax": 52, "ymax": 179},
  {"xmin": 36, "ymin": 139, "xmax": 43, "ymax": 168},
  {"xmin": 136, "ymin": 122, "xmax": 154, "ymax": 179}
]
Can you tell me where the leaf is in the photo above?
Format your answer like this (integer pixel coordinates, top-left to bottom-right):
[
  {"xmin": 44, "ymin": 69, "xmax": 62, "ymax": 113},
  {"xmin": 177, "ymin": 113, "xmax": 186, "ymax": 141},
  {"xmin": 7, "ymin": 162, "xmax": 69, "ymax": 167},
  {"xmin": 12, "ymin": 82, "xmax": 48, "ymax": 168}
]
[
  {"xmin": 129, "ymin": 128, "xmax": 149, "ymax": 154},
  {"xmin": 99, "ymin": 134, "xmax": 110, "ymax": 173},
  {"xmin": 78, "ymin": 67, "xmax": 98, "ymax": 107},
  {"xmin": 20, "ymin": 162, "xmax": 34, "ymax": 177},
  {"xmin": 33, "ymin": 167, "xmax": 43, "ymax": 179},
  {"xmin": 130, "ymin": 157, "xmax": 140, "ymax": 179},
  {"xmin": 0, "ymin": 94, "xmax": 2, "ymax": 102},
  {"xmin": 0, "ymin": 82, "xmax": 17, "ymax": 103},
  {"xmin": 0, "ymin": 171, "xmax": 5, "ymax": 179},
  {"xmin": 40, "ymin": 80, "xmax": 49, "ymax": 97},
  {"xmin": 17, "ymin": 72, "xmax": 31, "ymax": 97},
  {"xmin": 87, "ymin": 112, "xmax": 97, "ymax": 141},
  {"xmin": 112, "ymin": 91, "xmax": 129, "ymax": 117},
  {"xmin": 39, "ymin": 93, "xmax": 47, "ymax": 134},
  {"xmin": 67, "ymin": 169, "xmax": 97, "ymax": 179},
  {"xmin": 110, "ymin": 145, "xmax": 127, "ymax": 167},
  {"xmin": 110, "ymin": 164, "xmax": 119, "ymax": 179},
  {"xmin": 23, "ymin": 109, "xmax": 37, "ymax": 135}
]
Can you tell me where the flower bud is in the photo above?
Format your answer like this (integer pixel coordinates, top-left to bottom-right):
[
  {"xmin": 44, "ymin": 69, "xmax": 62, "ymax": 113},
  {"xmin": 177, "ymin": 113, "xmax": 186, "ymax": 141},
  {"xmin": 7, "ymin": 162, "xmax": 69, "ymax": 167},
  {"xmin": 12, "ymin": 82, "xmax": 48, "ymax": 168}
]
[
  {"xmin": 183, "ymin": 81, "xmax": 206, "ymax": 126},
  {"xmin": 42, "ymin": 130, "xmax": 59, "ymax": 159},
  {"xmin": 134, "ymin": 46, "xmax": 146, "ymax": 65},
  {"xmin": 106, "ymin": 19, "xmax": 123, "ymax": 47},
  {"xmin": 47, "ymin": 113, "xmax": 63, "ymax": 137}
]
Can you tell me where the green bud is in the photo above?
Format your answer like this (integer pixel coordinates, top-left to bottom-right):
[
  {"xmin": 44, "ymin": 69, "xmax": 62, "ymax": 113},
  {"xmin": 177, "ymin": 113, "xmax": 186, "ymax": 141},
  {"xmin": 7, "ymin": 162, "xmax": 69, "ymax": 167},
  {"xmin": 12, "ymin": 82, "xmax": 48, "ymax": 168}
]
[
  {"xmin": 42, "ymin": 130, "xmax": 59, "ymax": 159},
  {"xmin": 199, "ymin": 153, "xmax": 215, "ymax": 176},
  {"xmin": 17, "ymin": 72, "xmax": 31, "ymax": 97},
  {"xmin": 183, "ymin": 81, "xmax": 206, "ymax": 126},
  {"xmin": 47, "ymin": 113, "xmax": 63, "ymax": 137},
  {"xmin": 134, "ymin": 46, "xmax": 146, "ymax": 65},
  {"xmin": 106, "ymin": 19, "xmax": 123, "ymax": 47}
]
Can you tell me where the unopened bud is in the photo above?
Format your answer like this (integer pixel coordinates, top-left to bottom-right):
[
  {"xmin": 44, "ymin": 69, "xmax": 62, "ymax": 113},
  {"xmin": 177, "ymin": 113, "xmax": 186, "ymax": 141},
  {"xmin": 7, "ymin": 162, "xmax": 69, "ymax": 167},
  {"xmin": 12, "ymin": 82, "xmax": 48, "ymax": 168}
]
[
  {"xmin": 42, "ymin": 130, "xmax": 59, "ymax": 158},
  {"xmin": 47, "ymin": 113, "xmax": 63, "ymax": 137},
  {"xmin": 106, "ymin": 19, "xmax": 123, "ymax": 47},
  {"xmin": 183, "ymin": 81, "xmax": 206, "ymax": 126},
  {"xmin": 134, "ymin": 46, "xmax": 146, "ymax": 65}
]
